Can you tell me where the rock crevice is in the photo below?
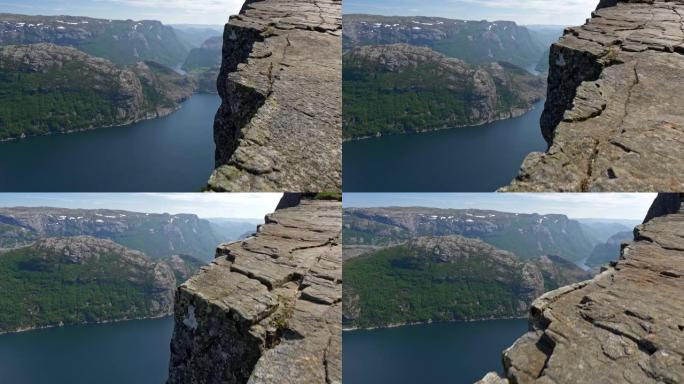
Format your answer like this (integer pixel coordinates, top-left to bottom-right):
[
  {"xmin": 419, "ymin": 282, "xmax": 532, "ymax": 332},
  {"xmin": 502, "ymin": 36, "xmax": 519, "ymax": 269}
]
[
  {"xmin": 167, "ymin": 199, "xmax": 342, "ymax": 384},
  {"xmin": 505, "ymin": 0, "xmax": 684, "ymax": 191},
  {"xmin": 208, "ymin": 0, "xmax": 342, "ymax": 192}
]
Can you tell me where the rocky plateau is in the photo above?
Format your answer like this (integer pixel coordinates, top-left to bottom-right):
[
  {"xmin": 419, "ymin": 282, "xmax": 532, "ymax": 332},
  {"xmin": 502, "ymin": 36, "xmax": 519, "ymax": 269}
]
[
  {"xmin": 167, "ymin": 197, "xmax": 342, "ymax": 384},
  {"xmin": 207, "ymin": 0, "xmax": 342, "ymax": 192},
  {"xmin": 505, "ymin": 0, "xmax": 684, "ymax": 191},
  {"xmin": 478, "ymin": 193, "xmax": 684, "ymax": 383}
]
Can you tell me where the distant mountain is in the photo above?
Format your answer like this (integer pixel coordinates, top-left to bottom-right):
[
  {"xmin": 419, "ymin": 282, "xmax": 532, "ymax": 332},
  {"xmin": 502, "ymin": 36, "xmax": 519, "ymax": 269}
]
[
  {"xmin": 343, "ymin": 235, "xmax": 591, "ymax": 328},
  {"xmin": 0, "ymin": 44, "xmax": 195, "ymax": 140},
  {"xmin": 162, "ymin": 254, "xmax": 205, "ymax": 284},
  {"xmin": 343, "ymin": 43, "xmax": 545, "ymax": 139},
  {"xmin": 0, "ymin": 236, "xmax": 183, "ymax": 333},
  {"xmin": 343, "ymin": 207, "xmax": 596, "ymax": 262},
  {"xmin": 585, "ymin": 231, "xmax": 632, "ymax": 269},
  {"xmin": 171, "ymin": 24, "xmax": 223, "ymax": 48},
  {"xmin": 182, "ymin": 36, "xmax": 222, "ymax": 71},
  {"xmin": 182, "ymin": 35, "xmax": 222, "ymax": 94},
  {"xmin": 0, "ymin": 13, "xmax": 189, "ymax": 66},
  {"xmin": 206, "ymin": 218, "xmax": 261, "ymax": 242},
  {"xmin": 344, "ymin": 15, "xmax": 547, "ymax": 70},
  {"xmin": 576, "ymin": 219, "xmax": 639, "ymax": 243},
  {"xmin": 0, "ymin": 207, "xmax": 226, "ymax": 261},
  {"xmin": 525, "ymin": 25, "xmax": 565, "ymax": 74}
]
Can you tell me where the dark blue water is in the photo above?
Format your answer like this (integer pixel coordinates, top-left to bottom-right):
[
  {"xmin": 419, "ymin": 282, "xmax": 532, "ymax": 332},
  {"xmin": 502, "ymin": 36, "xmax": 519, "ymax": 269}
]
[
  {"xmin": 0, "ymin": 94, "xmax": 219, "ymax": 192},
  {"xmin": 0, "ymin": 317, "xmax": 174, "ymax": 384},
  {"xmin": 343, "ymin": 319, "xmax": 528, "ymax": 384},
  {"xmin": 343, "ymin": 102, "xmax": 547, "ymax": 191}
]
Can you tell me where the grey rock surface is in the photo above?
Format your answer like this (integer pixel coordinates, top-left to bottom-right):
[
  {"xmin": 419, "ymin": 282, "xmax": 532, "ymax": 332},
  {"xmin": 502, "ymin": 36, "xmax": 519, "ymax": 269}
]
[
  {"xmin": 479, "ymin": 193, "xmax": 684, "ymax": 383},
  {"xmin": 208, "ymin": 0, "xmax": 342, "ymax": 192},
  {"xmin": 167, "ymin": 199, "xmax": 341, "ymax": 384},
  {"xmin": 505, "ymin": 0, "xmax": 684, "ymax": 191}
]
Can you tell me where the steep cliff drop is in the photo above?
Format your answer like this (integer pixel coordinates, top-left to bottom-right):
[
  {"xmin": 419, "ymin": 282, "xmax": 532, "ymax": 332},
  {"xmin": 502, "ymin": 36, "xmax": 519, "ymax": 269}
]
[
  {"xmin": 504, "ymin": 0, "xmax": 684, "ymax": 192},
  {"xmin": 167, "ymin": 195, "xmax": 342, "ymax": 384},
  {"xmin": 477, "ymin": 193, "xmax": 684, "ymax": 384},
  {"xmin": 207, "ymin": 0, "xmax": 342, "ymax": 192}
]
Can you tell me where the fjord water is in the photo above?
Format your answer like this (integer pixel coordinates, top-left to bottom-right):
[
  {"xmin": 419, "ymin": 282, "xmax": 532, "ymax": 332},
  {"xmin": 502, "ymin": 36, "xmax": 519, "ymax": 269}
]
[
  {"xmin": 0, "ymin": 94, "xmax": 219, "ymax": 192},
  {"xmin": 0, "ymin": 317, "xmax": 173, "ymax": 384},
  {"xmin": 343, "ymin": 319, "xmax": 527, "ymax": 384},
  {"xmin": 343, "ymin": 101, "xmax": 547, "ymax": 191}
]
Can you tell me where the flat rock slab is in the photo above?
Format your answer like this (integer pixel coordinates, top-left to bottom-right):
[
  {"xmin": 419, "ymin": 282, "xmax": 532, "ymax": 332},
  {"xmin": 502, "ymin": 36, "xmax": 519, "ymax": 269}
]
[
  {"xmin": 208, "ymin": 0, "xmax": 342, "ymax": 192},
  {"xmin": 167, "ymin": 200, "xmax": 341, "ymax": 384},
  {"xmin": 480, "ymin": 195, "xmax": 684, "ymax": 383},
  {"xmin": 505, "ymin": 0, "xmax": 684, "ymax": 191}
]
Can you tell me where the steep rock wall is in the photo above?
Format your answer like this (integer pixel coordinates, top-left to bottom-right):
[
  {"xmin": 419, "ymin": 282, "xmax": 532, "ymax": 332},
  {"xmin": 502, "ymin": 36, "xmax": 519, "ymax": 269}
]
[
  {"xmin": 207, "ymin": 0, "xmax": 342, "ymax": 192},
  {"xmin": 167, "ymin": 198, "xmax": 342, "ymax": 384},
  {"xmin": 477, "ymin": 193, "xmax": 684, "ymax": 384},
  {"xmin": 505, "ymin": 0, "xmax": 684, "ymax": 191}
]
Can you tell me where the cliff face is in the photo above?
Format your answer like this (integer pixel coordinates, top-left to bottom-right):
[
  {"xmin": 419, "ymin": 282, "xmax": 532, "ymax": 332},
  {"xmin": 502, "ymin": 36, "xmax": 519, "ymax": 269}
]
[
  {"xmin": 167, "ymin": 199, "xmax": 342, "ymax": 384},
  {"xmin": 207, "ymin": 0, "xmax": 342, "ymax": 192},
  {"xmin": 505, "ymin": 0, "xmax": 684, "ymax": 191},
  {"xmin": 478, "ymin": 193, "xmax": 684, "ymax": 384}
]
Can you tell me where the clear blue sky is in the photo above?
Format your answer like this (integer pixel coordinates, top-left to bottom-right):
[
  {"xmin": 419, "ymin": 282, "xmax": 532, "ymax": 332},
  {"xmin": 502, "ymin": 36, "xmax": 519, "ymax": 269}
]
[
  {"xmin": 0, "ymin": 193, "xmax": 283, "ymax": 219},
  {"xmin": 0, "ymin": 0, "xmax": 244, "ymax": 25},
  {"xmin": 343, "ymin": 193, "xmax": 657, "ymax": 220},
  {"xmin": 344, "ymin": 0, "xmax": 598, "ymax": 26}
]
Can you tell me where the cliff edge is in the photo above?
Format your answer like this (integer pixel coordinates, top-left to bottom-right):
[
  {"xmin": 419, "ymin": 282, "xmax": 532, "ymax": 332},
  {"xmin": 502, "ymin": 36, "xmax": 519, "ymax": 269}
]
[
  {"xmin": 167, "ymin": 197, "xmax": 342, "ymax": 384},
  {"xmin": 477, "ymin": 193, "xmax": 684, "ymax": 384},
  {"xmin": 505, "ymin": 0, "xmax": 684, "ymax": 191},
  {"xmin": 207, "ymin": 0, "xmax": 342, "ymax": 192}
]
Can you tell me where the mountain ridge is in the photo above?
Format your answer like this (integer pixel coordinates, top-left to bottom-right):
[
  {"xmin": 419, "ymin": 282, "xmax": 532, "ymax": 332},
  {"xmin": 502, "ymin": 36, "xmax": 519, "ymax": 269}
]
[{"xmin": 343, "ymin": 43, "xmax": 545, "ymax": 139}]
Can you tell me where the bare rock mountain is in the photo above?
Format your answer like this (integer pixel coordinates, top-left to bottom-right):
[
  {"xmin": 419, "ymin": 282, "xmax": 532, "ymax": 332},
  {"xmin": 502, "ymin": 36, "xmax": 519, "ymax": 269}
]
[
  {"xmin": 343, "ymin": 207, "xmax": 596, "ymax": 262},
  {"xmin": 0, "ymin": 207, "xmax": 222, "ymax": 261},
  {"xmin": 207, "ymin": 0, "xmax": 342, "ymax": 192},
  {"xmin": 0, "ymin": 13, "xmax": 189, "ymax": 66},
  {"xmin": 505, "ymin": 0, "xmax": 684, "ymax": 191},
  {"xmin": 167, "ymin": 198, "xmax": 342, "ymax": 384},
  {"xmin": 478, "ymin": 193, "xmax": 684, "ymax": 383},
  {"xmin": 343, "ymin": 15, "xmax": 547, "ymax": 69}
]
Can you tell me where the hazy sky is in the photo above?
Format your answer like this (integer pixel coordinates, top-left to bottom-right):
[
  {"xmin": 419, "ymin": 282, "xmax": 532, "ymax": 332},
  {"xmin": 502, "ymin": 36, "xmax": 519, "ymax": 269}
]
[
  {"xmin": 0, "ymin": 193, "xmax": 283, "ymax": 219},
  {"xmin": 344, "ymin": 0, "xmax": 598, "ymax": 26},
  {"xmin": 1, "ymin": 0, "xmax": 244, "ymax": 25},
  {"xmin": 344, "ymin": 193, "xmax": 657, "ymax": 220}
]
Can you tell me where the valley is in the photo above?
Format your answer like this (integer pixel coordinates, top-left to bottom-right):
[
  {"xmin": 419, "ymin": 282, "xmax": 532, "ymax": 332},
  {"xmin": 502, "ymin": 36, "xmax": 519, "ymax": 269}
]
[
  {"xmin": 0, "ymin": 13, "xmax": 223, "ymax": 191},
  {"xmin": 342, "ymin": 205, "xmax": 638, "ymax": 329},
  {"xmin": 343, "ymin": 44, "xmax": 545, "ymax": 140},
  {"xmin": 0, "ymin": 205, "xmax": 262, "ymax": 333},
  {"xmin": 342, "ymin": 14, "xmax": 563, "ymax": 191}
]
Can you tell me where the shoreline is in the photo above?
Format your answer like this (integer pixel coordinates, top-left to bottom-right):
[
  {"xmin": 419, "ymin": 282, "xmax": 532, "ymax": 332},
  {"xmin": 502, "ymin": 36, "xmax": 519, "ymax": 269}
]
[
  {"xmin": 0, "ymin": 312, "xmax": 173, "ymax": 336},
  {"xmin": 0, "ymin": 99, "xmax": 190, "ymax": 143},
  {"xmin": 343, "ymin": 315, "xmax": 527, "ymax": 332},
  {"xmin": 343, "ymin": 100, "xmax": 543, "ymax": 143}
]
